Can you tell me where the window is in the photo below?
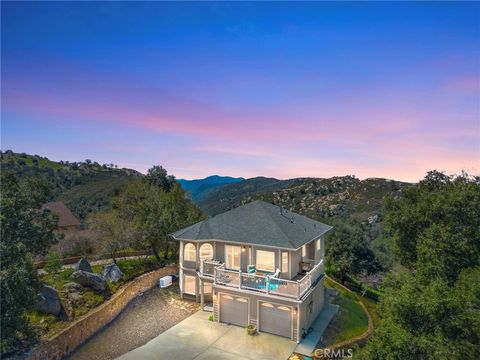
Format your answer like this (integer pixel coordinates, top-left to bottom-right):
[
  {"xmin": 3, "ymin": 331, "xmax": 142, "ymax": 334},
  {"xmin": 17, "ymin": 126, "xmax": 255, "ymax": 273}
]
[
  {"xmin": 256, "ymin": 250, "xmax": 275, "ymax": 272},
  {"xmin": 184, "ymin": 275, "xmax": 196, "ymax": 295},
  {"xmin": 199, "ymin": 243, "xmax": 213, "ymax": 261},
  {"xmin": 225, "ymin": 245, "xmax": 241, "ymax": 270},
  {"xmin": 302, "ymin": 245, "xmax": 306, "ymax": 257},
  {"xmin": 316, "ymin": 239, "xmax": 321, "ymax": 251},
  {"xmin": 282, "ymin": 252, "xmax": 289, "ymax": 273},
  {"xmin": 184, "ymin": 243, "xmax": 196, "ymax": 261}
]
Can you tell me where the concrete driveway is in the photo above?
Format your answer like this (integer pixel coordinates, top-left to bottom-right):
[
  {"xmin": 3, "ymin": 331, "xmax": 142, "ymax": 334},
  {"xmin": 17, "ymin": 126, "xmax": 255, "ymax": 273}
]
[{"xmin": 117, "ymin": 310, "xmax": 296, "ymax": 360}]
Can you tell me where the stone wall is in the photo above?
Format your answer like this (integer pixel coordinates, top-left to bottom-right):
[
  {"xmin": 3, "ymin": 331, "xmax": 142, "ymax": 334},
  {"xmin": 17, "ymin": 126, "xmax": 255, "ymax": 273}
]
[{"xmin": 26, "ymin": 265, "xmax": 178, "ymax": 360}]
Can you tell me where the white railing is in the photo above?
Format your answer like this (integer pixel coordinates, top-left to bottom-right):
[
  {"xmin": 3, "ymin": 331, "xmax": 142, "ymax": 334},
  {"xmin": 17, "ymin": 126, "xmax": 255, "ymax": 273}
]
[
  {"xmin": 214, "ymin": 259, "xmax": 324, "ymax": 300},
  {"xmin": 201, "ymin": 260, "xmax": 223, "ymax": 277},
  {"xmin": 297, "ymin": 259, "xmax": 324, "ymax": 299}
]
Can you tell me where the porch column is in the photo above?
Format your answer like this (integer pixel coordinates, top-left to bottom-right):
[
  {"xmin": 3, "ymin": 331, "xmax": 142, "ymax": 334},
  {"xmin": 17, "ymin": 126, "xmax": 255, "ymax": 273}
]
[{"xmin": 200, "ymin": 279, "xmax": 204, "ymax": 310}]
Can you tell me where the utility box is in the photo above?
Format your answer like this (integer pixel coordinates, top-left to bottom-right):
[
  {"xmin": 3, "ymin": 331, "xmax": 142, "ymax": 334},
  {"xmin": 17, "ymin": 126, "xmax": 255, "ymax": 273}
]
[{"xmin": 159, "ymin": 275, "xmax": 172, "ymax": 288}]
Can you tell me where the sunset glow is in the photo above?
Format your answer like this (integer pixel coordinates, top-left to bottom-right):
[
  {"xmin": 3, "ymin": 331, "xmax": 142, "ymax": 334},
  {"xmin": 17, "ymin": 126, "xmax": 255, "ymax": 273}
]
[{"xmin": 2, "ymin": 2, "xmax": 479, "ymax": 181}]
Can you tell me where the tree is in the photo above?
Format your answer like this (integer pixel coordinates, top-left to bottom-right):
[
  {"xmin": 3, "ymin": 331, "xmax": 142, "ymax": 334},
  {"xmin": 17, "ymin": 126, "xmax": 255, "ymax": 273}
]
[
  {"xmin": 145, "ymin": 165, "xmax": 176, "ymax": 192},
  {"xmin": 87, "ymin": 210, "xmax": 135, "ymax": 263},
  {"xmin": 358, "ymin": 172, "xmax": 480, "ymax": 360},
  {"xmin": 326, "ymin": 220, "xmax": 382, "ymax": 283},
  {"xmin": 0, "ymin": 172, "xmax": 59, "ymax": 351},
  {"xmin": 111, "ymin": 166, "xmax": 204, "ymax": 262},
  {"xmin": 44, "ymin": 252, "xmax": 62, "ymax": 274}
]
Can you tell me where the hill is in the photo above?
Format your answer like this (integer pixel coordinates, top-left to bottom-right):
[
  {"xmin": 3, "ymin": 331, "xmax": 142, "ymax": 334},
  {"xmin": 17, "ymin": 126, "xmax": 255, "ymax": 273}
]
[
  {"xmin": 198, "ymin": 175, "xmax": 410, "ymax": 221},
  {"xmin": 178, "ymin": 175, "xmax": 244, "ymax": 201},
  {"xmin": 0, "ymin": 150, "xmax": 141, "ymax": 219}
]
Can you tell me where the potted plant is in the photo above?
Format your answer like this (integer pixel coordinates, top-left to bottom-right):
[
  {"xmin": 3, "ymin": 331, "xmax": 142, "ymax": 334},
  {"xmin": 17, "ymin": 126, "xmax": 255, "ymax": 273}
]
[{"xmin": 247, "ymin": 324, "xmax": 257, "ymax": 335}]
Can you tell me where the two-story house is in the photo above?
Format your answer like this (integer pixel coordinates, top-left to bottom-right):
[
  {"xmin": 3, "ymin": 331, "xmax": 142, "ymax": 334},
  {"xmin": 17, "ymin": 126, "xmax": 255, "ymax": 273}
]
[{"xmin": 171, "ymin": 200, "xmax": 332, "ymax": 343}]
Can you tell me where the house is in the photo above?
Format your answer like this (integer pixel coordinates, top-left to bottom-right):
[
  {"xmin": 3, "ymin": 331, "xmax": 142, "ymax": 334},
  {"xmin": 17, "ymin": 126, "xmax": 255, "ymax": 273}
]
[
  {"xmin": 42, "ymin": 202, "xmax": 80, "ymax": 232},
  {"xmin": 172, "ymin": 200, "xmax": 332, "ymax": 342}
]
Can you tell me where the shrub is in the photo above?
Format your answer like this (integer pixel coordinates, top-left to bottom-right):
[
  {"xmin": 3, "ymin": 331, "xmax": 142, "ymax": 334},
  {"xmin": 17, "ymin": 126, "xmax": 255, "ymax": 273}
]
[{"xmin": 44, "ymin": 253, "xmax": 62, "ymax": 274}]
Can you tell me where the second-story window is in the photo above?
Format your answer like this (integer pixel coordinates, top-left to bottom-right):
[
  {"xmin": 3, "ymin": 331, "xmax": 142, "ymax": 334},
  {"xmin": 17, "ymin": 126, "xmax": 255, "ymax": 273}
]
[
  {"xmin": 184, "ymin": 243, "xmax": 196, "ymax": 261},
  {"xmin": 225, "ymin": 245, "xmax": 241, "ymax": 270},
  {"xmin": 200, "ymin": 243, "xmax": 213, "ymax": 261},
  {"xmin": 281, "ymin": 252, "xmax": 289, "ymax": 273},
  {"xmin": 256, "ymin": 250, "xmax": 275, "ymax": 272}
]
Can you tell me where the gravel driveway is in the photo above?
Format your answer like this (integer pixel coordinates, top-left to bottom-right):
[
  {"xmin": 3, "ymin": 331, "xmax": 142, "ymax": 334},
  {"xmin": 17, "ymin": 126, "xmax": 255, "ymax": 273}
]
[{"xmin": 68, "ymin": 284, "xmax": 199, "ymax": 360}]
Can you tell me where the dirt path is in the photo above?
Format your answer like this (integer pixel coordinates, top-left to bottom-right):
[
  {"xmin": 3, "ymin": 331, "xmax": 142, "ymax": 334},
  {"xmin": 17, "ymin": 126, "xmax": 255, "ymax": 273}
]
[{"xmin": 67, "ymin": 285, "xmax": 199, "ymax": 360}]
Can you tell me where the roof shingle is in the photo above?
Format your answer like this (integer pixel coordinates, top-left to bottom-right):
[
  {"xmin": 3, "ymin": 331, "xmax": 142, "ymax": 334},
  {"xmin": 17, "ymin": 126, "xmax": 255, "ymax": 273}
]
[{"xmin": 172, "ymin": 200, "xmax": 332, "ymax": 249}]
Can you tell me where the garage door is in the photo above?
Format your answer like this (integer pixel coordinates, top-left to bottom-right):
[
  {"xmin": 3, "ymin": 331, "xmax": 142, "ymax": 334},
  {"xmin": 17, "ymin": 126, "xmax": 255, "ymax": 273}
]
[
  {"xmin": 259, "ymin": 302, "xmax": 292, "ymax": 338},
  {"xmin": 219, "ymin": 294, "xmax": 248, "ymax": 327}
]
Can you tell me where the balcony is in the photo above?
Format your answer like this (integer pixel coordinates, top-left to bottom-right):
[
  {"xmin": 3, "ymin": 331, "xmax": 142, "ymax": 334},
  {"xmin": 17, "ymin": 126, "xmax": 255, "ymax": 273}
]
[{"xmin": 200, "ymin": 258, "xmax": 324, "ymax": 300}]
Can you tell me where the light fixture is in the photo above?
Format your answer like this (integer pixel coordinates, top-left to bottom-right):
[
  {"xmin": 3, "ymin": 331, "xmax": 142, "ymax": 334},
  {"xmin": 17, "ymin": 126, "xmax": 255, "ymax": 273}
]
[{"xmin": 242, "ymin": 246, "xmax": 246, "ymax": 252}]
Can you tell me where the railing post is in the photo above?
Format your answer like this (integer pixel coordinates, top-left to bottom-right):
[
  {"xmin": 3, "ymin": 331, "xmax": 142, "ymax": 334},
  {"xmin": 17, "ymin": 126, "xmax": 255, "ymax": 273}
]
[
  {"xmin": 266, "ymin": 276, "xmax": 270, "ymax": 294},
  {"xmin": 238, "ymin": 270, "xmax": 242, "ymax": 289}
]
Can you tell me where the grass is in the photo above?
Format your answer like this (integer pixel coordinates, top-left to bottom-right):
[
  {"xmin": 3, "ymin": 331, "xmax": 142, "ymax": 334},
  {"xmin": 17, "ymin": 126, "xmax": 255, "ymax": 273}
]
[{"xmin": 319, "ymin": 276, "xmax": 379, "ymax": 347}]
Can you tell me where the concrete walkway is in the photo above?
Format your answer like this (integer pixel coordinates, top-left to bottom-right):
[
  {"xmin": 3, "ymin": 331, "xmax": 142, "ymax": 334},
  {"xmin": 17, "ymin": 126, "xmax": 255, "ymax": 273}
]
[
  {"xmin": 117, "ymin": 311, "xmax": 296, "ymax": 360},
  {"xmin": 294, "ymin": 301, "xmax": 339, "ymax": 356}
]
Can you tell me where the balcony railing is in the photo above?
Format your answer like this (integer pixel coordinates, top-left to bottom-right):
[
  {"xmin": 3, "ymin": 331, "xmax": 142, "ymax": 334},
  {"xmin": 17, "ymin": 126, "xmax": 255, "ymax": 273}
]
[
  {"xmin": 200, "ymin": 260, "xmax": 223, "ymax": 277},
  {"xmin": 203, "ymin": 258, "xmax": 324, "ymax": 300}
]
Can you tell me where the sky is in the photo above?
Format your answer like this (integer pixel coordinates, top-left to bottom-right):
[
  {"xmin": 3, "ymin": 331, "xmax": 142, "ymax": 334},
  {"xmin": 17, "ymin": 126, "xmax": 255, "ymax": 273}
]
[{"xmin": 1, "ymin": 2, "xmax": 479, "ymax": 181}]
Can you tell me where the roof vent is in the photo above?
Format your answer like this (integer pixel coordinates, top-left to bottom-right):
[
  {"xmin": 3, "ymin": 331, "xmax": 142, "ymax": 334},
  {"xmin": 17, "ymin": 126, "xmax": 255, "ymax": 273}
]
[{"xmin": 291, "ymin": 216, "xmax": 295, "ymax": 224}]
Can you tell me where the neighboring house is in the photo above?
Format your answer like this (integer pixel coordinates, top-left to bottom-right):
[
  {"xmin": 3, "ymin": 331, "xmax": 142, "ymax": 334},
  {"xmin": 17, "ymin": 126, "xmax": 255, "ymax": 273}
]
[
  {"xmin": 172, "ymin": 200, "xmax": 332, "ymax": 342},
  {"xmin": 42, "ymin": 202, "xmax": 80, "ymax": 232}
]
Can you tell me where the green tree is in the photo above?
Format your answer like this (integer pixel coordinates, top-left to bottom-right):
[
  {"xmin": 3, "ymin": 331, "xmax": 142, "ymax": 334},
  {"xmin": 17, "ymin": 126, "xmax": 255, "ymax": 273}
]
[
  {"xmin": 112, "ymin": 166, "xmax": 204, "ymax": 262},
  {"xmin": 44, "ymin": 252, "xmax": 62, "ymax": 274},
  {"xmin": 145, "ymin": 165, "xmax": 176, "ymax": 192},
  {"xmin": 359, "ymin": 172, "xmax": 480, "ymax": 360},
  {"xmin": 0, "ymin": 172, "xmax": 59, "ymax": 351},
  {"xmin": 326, "ymin": 220, "xmax": 382, "ymax": 283}
]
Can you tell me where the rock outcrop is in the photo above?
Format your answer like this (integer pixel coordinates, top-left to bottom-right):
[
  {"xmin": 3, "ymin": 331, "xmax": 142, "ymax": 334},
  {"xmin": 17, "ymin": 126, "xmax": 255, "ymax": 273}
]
[
  {"xmin": 35, "ymin": 285, "xmax": 62, "ymax": 315},
  {"xmin": 75, "ymin": 257, "xmax": 92, "ymax": 273},
  {"xmin": 103, "ymin": 263, "xmax": 123, "ymax": 283},
  {"xmin": 71, "ymin": 270, "xmax": 107, "ymax": 291}
]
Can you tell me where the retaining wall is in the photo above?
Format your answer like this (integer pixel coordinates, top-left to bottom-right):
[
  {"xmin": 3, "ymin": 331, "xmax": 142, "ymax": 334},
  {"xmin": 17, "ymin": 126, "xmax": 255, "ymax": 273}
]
[{"xmin": 26, "ymin": 265, "xmax": 178, "ymax": 360}]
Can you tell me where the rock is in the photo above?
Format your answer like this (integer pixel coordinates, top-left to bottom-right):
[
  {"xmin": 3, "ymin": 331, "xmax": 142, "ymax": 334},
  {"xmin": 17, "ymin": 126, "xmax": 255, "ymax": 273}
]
[
  {"xmin": 35, "ymin": 285, "xmax": 61, "ymax": 315},
  {"xmin": 328, "ymin": 204, "xmax": 346, "ymax": 216},
  {"xmin": 62, "ymin": 282, "xmax": 84, "ymax": 293},
  {"xmin": 368, "ymin": 214, "xmax": 379, "ymax": 224},
  {"xmin": 71, "ymin": 270, "xmax": 107, "ymax": 291},
  {"xmin": 75, "ymin": 257, "xmax": 92, "ymax": 272},
  {"xmin": 103, "ymin": 263, "xmax": 123, "ymax": 283}
]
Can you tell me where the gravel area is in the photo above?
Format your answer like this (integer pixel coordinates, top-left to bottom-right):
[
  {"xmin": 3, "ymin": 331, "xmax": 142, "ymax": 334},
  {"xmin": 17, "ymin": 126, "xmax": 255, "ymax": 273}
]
[{"xmin": 68, "ymin": 284, "xmax": 199, "ymax": 360}]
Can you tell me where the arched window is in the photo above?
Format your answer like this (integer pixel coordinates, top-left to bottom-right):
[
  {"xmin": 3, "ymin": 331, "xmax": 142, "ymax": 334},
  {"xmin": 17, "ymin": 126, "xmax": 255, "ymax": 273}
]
[
  {"xmin": 184, "ymin": 243, "xmax": 196, "ymax": 261},
  {"xmin": 199, "ymin": 243, "xmax": 213, "ymax": 261}
]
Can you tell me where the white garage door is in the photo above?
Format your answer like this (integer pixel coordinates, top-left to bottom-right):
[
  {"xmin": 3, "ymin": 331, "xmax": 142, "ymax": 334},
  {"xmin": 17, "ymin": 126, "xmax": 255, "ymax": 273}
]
[
  {"xmin": 259, "ymin": 302, "xmax": 292, "ymax": 338},
  {"xmin": 219, "ymin": 294, "xmax": 248, "ymax": 327}
]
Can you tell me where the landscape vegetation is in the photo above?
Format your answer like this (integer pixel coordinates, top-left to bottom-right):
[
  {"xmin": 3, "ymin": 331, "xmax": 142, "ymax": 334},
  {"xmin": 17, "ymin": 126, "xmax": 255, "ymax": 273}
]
[{"xmin": 1, "ymin": 150, "xmax": 479, "ymax": 360}]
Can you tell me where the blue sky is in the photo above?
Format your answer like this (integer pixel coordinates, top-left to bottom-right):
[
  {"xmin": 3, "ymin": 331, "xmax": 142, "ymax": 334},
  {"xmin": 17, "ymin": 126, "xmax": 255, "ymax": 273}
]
[{"xmin": 2, "ymin": 2, "xmax": 479, "ymax": 180}]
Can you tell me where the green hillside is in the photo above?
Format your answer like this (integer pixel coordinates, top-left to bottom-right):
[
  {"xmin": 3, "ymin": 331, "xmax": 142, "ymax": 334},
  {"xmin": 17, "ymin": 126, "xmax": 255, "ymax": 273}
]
[{"xmin": 0, "ymin": 150, "xmax": 141, "ymax": 219}]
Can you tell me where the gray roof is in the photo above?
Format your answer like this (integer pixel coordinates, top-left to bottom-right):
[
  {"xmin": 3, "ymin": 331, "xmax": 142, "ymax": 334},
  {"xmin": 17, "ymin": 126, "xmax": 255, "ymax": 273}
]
[{"xmin": 171, "ymin": 200, "xmax": 332, "ymax": 250}]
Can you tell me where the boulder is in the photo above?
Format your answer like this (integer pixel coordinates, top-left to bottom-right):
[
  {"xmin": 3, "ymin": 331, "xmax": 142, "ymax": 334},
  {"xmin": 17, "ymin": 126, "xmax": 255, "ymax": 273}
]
[
  {"xmin": 62, "ymin": 282, "xmax": 84, "ymax": 301},
  {"xmin": 368, "ymin": 214, "xmax": 379, "ymax": 224},
  {"xmin": 71, "ymin": 270, "xmax": 107, "ymax": 291},
  {"xmin": 103, "ymin": 263, "xmax": 123, "ymax": 283},
  {"xmin": 75, "ymin": 257, "xmax": 92, "ymax": 272},
  {"xmin": 35, "ymin": 285, "xmax": 61, "ymax": 315}
]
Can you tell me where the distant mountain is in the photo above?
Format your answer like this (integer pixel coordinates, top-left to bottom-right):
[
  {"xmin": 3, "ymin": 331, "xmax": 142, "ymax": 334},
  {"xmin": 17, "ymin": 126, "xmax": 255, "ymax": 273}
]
[{"xmin": 177, "ymin": 175, "xmax": 244, "ymax": 201}]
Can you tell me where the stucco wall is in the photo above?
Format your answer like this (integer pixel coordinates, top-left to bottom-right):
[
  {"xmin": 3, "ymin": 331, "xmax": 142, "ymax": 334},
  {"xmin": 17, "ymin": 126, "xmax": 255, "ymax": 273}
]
[
  {"xmin": 212, "ymin": 285, "xmax": 299, "ymax": 340},
  {"xmin": 26, "ymin": 265, "xmax": 178, "ymax": 360},
  {"xmin": 299, "ymin": 276, "xmax": 324, "ymax": 334}
]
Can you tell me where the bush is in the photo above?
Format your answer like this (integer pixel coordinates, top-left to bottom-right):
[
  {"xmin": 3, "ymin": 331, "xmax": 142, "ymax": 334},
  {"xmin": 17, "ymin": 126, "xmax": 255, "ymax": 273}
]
[{"xmin": 44, "ymin": 253, "xmax": 62, "ymax": 274}]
